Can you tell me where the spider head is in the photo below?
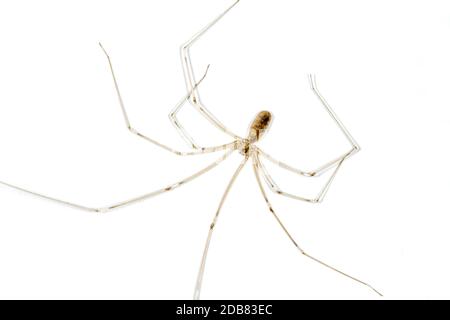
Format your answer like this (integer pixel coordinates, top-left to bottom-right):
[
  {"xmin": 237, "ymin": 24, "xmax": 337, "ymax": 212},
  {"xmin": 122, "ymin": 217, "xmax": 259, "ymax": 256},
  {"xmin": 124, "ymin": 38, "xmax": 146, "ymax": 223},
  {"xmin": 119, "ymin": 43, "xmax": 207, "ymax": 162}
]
[{"xmin": 248, "ymin": 111, "xmax": 273, "ymax": 142}]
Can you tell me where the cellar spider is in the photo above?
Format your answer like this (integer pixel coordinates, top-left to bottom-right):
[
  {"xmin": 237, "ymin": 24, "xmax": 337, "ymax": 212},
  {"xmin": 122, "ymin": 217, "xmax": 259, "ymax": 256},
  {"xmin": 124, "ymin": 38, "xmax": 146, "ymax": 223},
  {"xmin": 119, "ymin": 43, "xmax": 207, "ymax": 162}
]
[{"xmin": 0, "ymin": 0, "xmax": 382, "ymax": 299}]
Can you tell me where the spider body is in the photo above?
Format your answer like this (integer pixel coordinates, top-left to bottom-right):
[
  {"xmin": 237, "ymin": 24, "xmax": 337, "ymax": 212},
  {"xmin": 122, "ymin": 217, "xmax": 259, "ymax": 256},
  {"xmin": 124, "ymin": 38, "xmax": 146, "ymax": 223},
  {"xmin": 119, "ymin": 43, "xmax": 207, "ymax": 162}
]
[
  {"xmin": 238, "ymin": 110, "xmax": 273, "ymax": 156},
  {"xmin": 0, "ymin": 0, "xmax": 381, "ymax": 299},
  {"xmin": 238, "ymin": 139, "xmax": 251, "ymax": 156}
]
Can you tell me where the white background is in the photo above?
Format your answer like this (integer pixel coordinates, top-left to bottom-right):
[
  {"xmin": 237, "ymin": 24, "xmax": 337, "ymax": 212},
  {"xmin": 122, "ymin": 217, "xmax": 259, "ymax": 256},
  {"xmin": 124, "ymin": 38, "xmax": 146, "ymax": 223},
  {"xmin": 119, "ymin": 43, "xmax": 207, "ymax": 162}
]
[{"xmin": 0, "ymin": 0, "xmax": 449, "ymax": 300}]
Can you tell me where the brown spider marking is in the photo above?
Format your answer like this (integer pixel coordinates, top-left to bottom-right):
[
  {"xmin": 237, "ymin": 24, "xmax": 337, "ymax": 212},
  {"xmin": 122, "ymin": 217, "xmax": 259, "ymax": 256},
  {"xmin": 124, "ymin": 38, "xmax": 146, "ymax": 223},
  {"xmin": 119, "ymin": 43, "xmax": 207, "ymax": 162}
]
[{"xmin": 239, "ymin": 111, "xmax": 273, "ymax": 157}]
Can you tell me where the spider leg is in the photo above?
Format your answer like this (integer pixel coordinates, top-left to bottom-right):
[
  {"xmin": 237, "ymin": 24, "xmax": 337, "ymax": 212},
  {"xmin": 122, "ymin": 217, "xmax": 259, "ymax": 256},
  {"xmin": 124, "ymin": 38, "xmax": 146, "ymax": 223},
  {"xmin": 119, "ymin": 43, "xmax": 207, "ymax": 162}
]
[
  {"xmin": 193, "ymin": 154, "xmax": 249, "ymax": 300},
  {"xmin": 99, "ymin": 43, "xmax": 232, "ymax": 156},
  {"xmin": 256, "ymin": 151, "xmax": 346, "ymax": 203},
  {"xmin": 169, "ymin": 65, "xmax": 211, "ymax": 150},
  {"xmin": 0, "ymin": 147, "xmax": 237, "ymax": 213},
  {"xmin": 258, "ymin": 74, "xmax": 360, "ymax": 177},
  {"xmin": 252, "ymin": 156, "xmax": 382, "ymax": 297},
  {"xmin": 170, "ymin": 0, "xmax": 242, "ymax": 149}
]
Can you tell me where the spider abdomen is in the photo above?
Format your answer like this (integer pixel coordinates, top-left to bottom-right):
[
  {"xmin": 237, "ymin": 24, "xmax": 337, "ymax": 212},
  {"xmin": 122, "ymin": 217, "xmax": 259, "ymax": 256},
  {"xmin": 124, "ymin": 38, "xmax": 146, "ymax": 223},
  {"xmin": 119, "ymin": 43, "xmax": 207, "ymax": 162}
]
[{"xmin": 248, "ymin": 111, "xmax": 273, "ymax": 142}]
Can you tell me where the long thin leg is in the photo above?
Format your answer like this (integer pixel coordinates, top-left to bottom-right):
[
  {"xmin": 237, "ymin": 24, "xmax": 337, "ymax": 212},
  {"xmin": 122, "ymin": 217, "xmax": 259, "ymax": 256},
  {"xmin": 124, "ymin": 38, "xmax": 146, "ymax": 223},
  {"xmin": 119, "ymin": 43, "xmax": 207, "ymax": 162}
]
[
  {"xmin": 0, "ymin": 147, "xmax": 236, "ymax": 213},
  {"xmin": 99, "ymin": 43, "xmax": 233, "ymax": 156},
  {"xmin": 258, "ymin": 74, "xmax": 360, "ymax": 178},
  {"xmin": 307, "ymin": 74, "xmax": 360, "ymax": 175},
  {"xmin": 256, "ymin": 151, "xmax": 346, "ymax": 203},
  {"xmin": 258, "ymin": 147, "xmax": 358, "ymax": 178},
  {"xmin": 171, "ymin": 0, "xmax": 242, "ymax": 149},
  {"xmin": 193, "ymin": 154, "xmax": 249, "ymax": 300},
  {"xmin": 309, "ymin": 74, "xmax": 360, "ymax": 150},
  {"xmin": 252, "ymin": 156, "xmax": 382, "ymax": 297}
]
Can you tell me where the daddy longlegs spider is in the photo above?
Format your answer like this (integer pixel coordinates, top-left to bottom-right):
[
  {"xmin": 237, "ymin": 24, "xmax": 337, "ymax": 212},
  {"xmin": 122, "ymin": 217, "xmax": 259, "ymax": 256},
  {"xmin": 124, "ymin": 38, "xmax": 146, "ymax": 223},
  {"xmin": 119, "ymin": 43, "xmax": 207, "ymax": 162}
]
[{"xmin": 0, "ymin": 0, "xmax": 382, "ymax": 299}]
